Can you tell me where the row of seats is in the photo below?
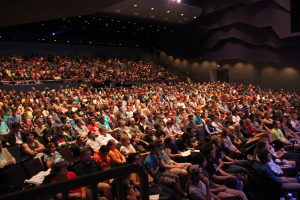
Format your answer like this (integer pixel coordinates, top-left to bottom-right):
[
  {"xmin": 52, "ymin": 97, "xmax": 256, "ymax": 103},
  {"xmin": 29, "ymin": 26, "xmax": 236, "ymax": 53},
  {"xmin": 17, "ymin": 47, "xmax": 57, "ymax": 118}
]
[{"xmin": 0, "ymin": 145, "xmax": 75, "ymax": 194}]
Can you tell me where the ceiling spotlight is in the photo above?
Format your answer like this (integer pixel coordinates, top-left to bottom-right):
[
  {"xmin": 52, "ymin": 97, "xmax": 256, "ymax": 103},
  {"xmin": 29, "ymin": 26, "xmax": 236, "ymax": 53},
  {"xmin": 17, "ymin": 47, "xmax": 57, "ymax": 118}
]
[
  {"xmin": 166, "ymin": 10, "xmax": 170, "ymax": 13},
  {"xmin": 181, "ymin": 13, "xmax": 184, "ymax": 16},
  {"xmin": 151, "ymin": 7, "xmax": 154, "ymax": 10},
  {"xmin": 194, "ymin": 16, "xmax": 197, "ymax": 19},
  {"xmin": 89, "ymin": 41, "xmax": 92, "ymax": 44},
  {"xmin": 67, "ymin": 40, "xmax": 70, "ymax": 43},
  {"xmin": 52, "ymin": 32, "xmax": 56, "ymax": 36},
  {"xmin": 53, "ymin": 39, "xmax": 57, "ymax": 42},
  {"xmin": 116, "ymin": 9, "xmax": 121, "ymax": 13},
  {"xmin": 134, "ymin": 4, "xmax": 138, "ymax": 7},
  {"xmin": 177, "ymin": 0, "xmax": 181, "ymax": 2},
  {"xmin": 42, "ymin": 38, "xmax": 45, "ymax": 41}
]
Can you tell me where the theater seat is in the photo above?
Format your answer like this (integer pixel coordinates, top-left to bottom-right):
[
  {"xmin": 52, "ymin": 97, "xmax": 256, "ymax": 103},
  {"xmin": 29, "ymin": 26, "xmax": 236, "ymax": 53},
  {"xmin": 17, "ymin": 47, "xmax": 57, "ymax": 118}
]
[
  {"xmin": 7, "ymin": 145, "xmax": 30, "ymax": 164},
  {"xmin": 0, "ymin": 164, "xmax": 28, "ymax": 190},
  {"xmin": 22, "ymin": 158, "xmax": 45, "ymax": 178}
]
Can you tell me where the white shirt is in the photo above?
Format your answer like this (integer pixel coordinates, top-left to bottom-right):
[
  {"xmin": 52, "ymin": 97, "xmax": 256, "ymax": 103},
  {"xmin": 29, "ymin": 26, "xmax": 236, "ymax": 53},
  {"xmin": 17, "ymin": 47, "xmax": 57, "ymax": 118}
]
[{"xmin": 97, "ymin": 133, "xmax": 118, "ymax": 146}]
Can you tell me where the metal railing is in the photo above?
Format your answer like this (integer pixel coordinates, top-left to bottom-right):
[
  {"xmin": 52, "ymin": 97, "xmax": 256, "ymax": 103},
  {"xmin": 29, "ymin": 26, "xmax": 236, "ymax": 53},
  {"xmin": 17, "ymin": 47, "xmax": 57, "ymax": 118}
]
[{"xmin": 0, "ymin": 164, "xmax": 149, "ymax": 200}]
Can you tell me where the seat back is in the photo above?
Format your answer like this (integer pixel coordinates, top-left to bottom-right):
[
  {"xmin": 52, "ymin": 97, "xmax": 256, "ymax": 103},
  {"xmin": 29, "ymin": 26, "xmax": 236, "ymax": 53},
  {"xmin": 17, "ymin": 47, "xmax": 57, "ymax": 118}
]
[
  {"xmin": 22, "ymin": 158, "xmax": 44, "ymax": 178},
  {"xmin": 7, "ymin": 145, "xmax": 30, "ymax": 164},
  {"xmin": 0, "ymin": 164, "xmax": 28, "ymax": 190}
]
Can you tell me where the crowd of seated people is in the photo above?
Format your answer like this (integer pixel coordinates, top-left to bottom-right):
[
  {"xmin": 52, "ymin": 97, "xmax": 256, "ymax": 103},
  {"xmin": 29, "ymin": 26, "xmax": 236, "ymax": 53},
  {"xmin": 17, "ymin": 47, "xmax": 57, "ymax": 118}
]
[
  {"xmin": 0, "ymin": 56, "xmax": 179, "ymax": 84},
  {"xmin": 0, "ymin": 79, "xmax": 300, "ymax": 199}
]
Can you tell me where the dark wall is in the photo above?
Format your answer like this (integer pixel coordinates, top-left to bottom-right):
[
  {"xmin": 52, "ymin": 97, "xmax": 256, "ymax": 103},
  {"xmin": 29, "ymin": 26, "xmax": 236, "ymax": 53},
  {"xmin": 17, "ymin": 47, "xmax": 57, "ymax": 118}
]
[
  {"xmin": 198, "ymin": 0, "xmax": 300, "ymax": 65},
  {"xmin": 0, "ymin": 41, "xmax": 153, "ymax": 59},
  {"xmin": 160, "ymin": 51, "xmax": 300, "ymax": 93}
]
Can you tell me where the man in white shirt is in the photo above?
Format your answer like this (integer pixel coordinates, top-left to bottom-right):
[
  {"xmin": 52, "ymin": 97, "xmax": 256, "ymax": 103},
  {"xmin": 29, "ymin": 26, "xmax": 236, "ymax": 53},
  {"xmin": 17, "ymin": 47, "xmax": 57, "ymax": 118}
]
[
  {"xmin": 97, "ymin": 127, "xmax": 118, "ymax": 146},
  {"xmin": 291, "ymin": 113, "xmax": 300, "ymax": 132}
]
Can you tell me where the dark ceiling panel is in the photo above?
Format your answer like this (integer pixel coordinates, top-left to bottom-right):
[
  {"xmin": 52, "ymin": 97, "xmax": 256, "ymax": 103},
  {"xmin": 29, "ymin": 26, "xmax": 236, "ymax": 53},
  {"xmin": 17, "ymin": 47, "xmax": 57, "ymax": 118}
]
[{"xmin": 0, "ymin": 0, "xmax": 122, "ymax": 27}]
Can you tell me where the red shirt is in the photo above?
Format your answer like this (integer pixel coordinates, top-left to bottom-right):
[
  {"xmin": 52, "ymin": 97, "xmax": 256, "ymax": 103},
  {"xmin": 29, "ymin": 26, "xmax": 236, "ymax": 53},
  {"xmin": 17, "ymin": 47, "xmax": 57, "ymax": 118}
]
[{"xmin": 53, "ymin": 171, "xmax": 82, "ymax": 195}]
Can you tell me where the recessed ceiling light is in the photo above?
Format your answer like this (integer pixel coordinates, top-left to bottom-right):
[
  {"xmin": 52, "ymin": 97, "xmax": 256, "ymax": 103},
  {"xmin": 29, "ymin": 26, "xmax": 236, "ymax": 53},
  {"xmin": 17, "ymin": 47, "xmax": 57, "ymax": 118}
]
[
  {"xmin": 150, "ymin": 15, "xmax": 155, "ymax": 18},
  {"xmin": 89, "ymin": 41, "xmax": 92, "ymax": 44},
  {"xmin": 177, "ymin": 0, "xmax": 181, "ymax": 3},
  {"xmin": 151, "ymin": 7, "xmax": 154, "ymax": 10},
  {"xmin": 116, "ymin": 9, "xmax": 121, "ymax": 13},
  {"xmin": 53, "ymin": 39, "xmax": 57, "ymax": 42},
  {"xmin": 67, "ymin": 40, "xmax": 70, "ymax": 43},
  {"xmin": 166, "ymin": 10, "xmax": 170, "ymax": 13},
  {"xmin": 134, "ymin": 4, "xmax": 138, "ymax": 7},
  {"xmin": 42, "ymin": 38, "xmax": 45, "ymax": 41},
  {"xmin": 134, "ymin": 12, "xmax": 139, "ymax": 16},
  {"xmin": 194, "ymin": 16, "xmax": 197, "ymax": 19},
  {"xmin": 181, "ymin": 13, "xmax": 184, "ymax": 16}
]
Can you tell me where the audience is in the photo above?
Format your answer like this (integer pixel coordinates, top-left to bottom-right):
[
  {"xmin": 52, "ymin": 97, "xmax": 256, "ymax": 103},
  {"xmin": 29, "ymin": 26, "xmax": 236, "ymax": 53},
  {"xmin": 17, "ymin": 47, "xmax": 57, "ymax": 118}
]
[{"xmin": 0, "ymin": 56, "xmax": 300, "ymax": 199}]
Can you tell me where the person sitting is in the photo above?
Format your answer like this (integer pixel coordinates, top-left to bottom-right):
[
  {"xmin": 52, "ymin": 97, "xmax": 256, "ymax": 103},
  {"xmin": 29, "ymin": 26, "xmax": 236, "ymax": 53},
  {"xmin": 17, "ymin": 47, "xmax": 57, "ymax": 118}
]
[
  {"xmin": 253, "ymin": 147, "xmax": 300, "ymax": 199},
  {"xmin": 43, "ymin": 161, "xmax": 87, "ymax": 200},
  {"xmin": 120, "ymin": 136, "xmax": 136, "ymax": 157},
  {"xmin": 107, "ymin": 139, "xmax": 126, "ymax": 166},
  {"xmin": 21, "ymin": 131, "xmax": 45, "ymax": 158},
  {"xmin": 43, "ymin": 142, "xmax": 63, "ymax": 169},
  {"xmin": 92, "ymin": 145, "xmax": 111, "ymax": 171},
  {"xmin": 0, "ymin": 140, "xmax": 16, "ymax": 168},
  {"xmin": 143, "ymin": 143, "xmax": 186, "ymax": 198},
  {"xmin": 72, "ymin": 147, "xmax": 112, "ymax": 200}
]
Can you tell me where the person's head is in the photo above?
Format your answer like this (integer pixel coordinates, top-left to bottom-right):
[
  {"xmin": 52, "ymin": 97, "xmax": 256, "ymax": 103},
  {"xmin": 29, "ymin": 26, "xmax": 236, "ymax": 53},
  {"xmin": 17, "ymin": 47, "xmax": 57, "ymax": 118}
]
[
  {"xmin": 107, "ymin": 139, "xmax": 116, "ymax": 150},
  {"xmin": 198, "ymin": 152, "xmax": 207, "ymax": 168},
  {"xmin": 127, "ymin": 153, "xmax": 141, "ymax": 165},
  {"xmin": 52, "ymin": 161, "xmax": 69, "ymax": 178},
  {"xmin": 129, "ymin": 117, "xmax": 136, "ymax": 126},
  {"xmin": 120, "ymin": 136, "xmax": 131, "ymax": 146},
  {"xmin": 24, "ymin": 131, "xmax": 35, "ymax": 142},
  {"xmin": 46, "ymin": 142, "xmax": 56, "ymax": 155},
  {"xmin": 148, "ymin": 143, "xmax": 159, "ymax": 155},
  {"xmin": 89, "ymin": 117, "xmax": 96, "ymax": 125},
  {"xmin": 80, "ymin": 147, "xmax": 92, "ymax": 164},
  {"xmin": 132, "ymin": 134, "xmax": 140, "ymax": 143},
  {"xmin": 210, "ymin": 135, "xmax": 222, "ymax": 148},
  {"xmin": 36, "ymin": 117, "xmax": 44, "ymax": 126},
  {"xmin": 189, "ymin": 168, "xmax": 205, "ymax": 185},
  {"xmin": 199, "ymin": 141, "xmax": 215, "ymax": 160},
  {"xmin": 88, "ymin": 130, "xmax": 98, "ymax": 139},
  {"xmin": 99, "ymin": 145, "xmax": 110, "ymax": 156},
  {"xmin": 274, "ymin": 120, "xmax": 281, "ymax": 129},
  {"xmin": 205, "ymin": 118, "xmax": 212, "ymax": 124},
  {"xmin": 257, "ymin": 147, "xmax": 271, "ymax": 163},
  {"xmin": 99, "ymin": 126, "xmax": 106, "ymax": 135}
]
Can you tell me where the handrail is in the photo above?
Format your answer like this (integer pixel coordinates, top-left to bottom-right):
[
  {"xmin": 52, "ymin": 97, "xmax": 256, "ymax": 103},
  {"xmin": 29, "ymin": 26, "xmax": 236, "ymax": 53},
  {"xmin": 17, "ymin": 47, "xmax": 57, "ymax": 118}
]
[{"xmin": 0, "ymin": 164, "xmax": 149, "ymax": 200}]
